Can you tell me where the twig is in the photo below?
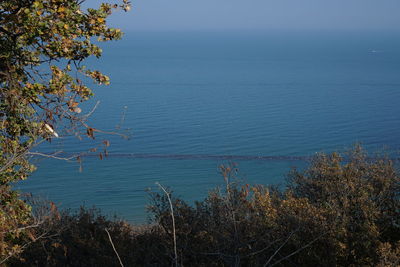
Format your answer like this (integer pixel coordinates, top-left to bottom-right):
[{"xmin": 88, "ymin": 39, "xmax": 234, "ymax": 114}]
[
  {"xmin": 27, "ymin": 151, "xmax": 77, "ymax": 161},
  {"xmin": 264, "ymin": 229, "xmax": 297, "ymax": 266},
  {"xmin": 83, "ymin": 100, "xmax": 100, "ymax": 118},
  {"xmin": 0, "ymin": 223, "xmax": 51, "ymax": 265},
  {"xmin": 0, "ymin": 222, "xmax": 44, "ymax": 234},
  {"xmin": 268, "ymin": 232, "xmax": 326, "ymax": 267},
  {"xmin": 156, "ymin": 182, "xmax": 178, "ymax": 267},
  {"xmin": 0, "ymin": 138, "xmax": 45, "ymax": 173},
  {"xmin": 244, "ymin": 238, "xmax": 282, "ymax": 258},
  {"xmin": 116, "ymin": 106, "xmax": 127, "ymax": 129},
  {"xmin": 105, "ymin": 228, "xmax": 124, "ymax": 267}
]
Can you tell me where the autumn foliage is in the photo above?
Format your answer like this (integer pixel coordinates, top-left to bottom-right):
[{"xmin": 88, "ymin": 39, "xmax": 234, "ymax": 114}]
[
  {"xmin": 1, "ymin": 2, "xmax": 399, "ymax": 266},
  {"xmin": 9, "ymin": 147, "xmax": 400, "ymax": 266},
  {"xmin": 0, "ymin": 0, "xmax": 129, "ymax": 262}
]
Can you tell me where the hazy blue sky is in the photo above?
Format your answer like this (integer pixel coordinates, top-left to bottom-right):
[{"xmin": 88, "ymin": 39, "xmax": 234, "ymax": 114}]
[{"xmin": 103, "ymin": 0, "xmax": 400, "ymax": 31}]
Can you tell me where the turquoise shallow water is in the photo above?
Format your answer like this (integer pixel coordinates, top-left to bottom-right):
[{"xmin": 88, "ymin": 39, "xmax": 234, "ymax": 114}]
[{"xmin": 18, "ymin": 31, "xmax": 400, "ymax": 222}]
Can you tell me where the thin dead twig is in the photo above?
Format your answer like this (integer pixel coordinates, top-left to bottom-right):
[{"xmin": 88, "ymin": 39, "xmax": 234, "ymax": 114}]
[
  {"xmin": 105, "ymin": 228, "xmax": 124, "ymax": 267},
  {"xmin": 268, "ymin": 232, "xmax": 327, "ymax": 267},
  {"xmin": 156, "ymin": 182, "xmax": 178, "ymax": 267},
  {"xmin": 83, "ymin": 100, "xmax": 100, "ymax": 119},
  {"xmin": 27, "ymin": 151, "xmax": 77, "ymax": 161},
  {"xmin": 264, "ymin": 229, "xmax": 298, "ymax": 266}
]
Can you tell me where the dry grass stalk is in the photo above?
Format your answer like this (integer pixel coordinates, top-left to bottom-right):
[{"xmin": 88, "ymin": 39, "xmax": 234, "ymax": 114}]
[{"xmin": 156, "ymin": 182, "xmax": 178, "ymax": 267}]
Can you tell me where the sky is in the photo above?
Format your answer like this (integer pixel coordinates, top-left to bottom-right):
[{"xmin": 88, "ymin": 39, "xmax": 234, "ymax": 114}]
[{"xmin": 100, "ymin": 0, "xmax": 400, "ymax": 32}]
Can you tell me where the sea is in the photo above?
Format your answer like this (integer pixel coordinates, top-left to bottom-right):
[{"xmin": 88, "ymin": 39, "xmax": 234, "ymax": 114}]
[{"xmin": 17, "ymin": 30, "xmax": 400, "ymax": 223}]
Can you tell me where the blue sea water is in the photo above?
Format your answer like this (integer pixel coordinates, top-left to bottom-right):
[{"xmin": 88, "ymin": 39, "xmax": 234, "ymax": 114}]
[{"xmin": 18, "ymin": 31, "xmax": 400, "ymax": 222}]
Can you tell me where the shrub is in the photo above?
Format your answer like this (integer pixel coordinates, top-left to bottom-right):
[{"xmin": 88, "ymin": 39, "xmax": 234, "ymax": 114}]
[
  {"xmin": 11, "ymin": 207, "xmax": 169, "ymax": 267},
  {"xmin": 11, "ymin": 146, "xmax": 400, "ymax": 266},
  {"xmin": 288, "ymin": 146, "xmax": 400, "ymax": 265}
]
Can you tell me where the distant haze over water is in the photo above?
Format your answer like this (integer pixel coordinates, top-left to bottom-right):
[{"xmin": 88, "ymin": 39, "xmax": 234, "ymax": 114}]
[{"xmin": 19, "ymin": 31, "xmax": 400, "ymax": 222}]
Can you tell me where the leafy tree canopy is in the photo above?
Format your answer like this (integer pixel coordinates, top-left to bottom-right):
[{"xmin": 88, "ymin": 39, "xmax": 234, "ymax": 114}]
[{"xmin": 0, "ymin": 0, "xmax": 130, "ymax": 261}]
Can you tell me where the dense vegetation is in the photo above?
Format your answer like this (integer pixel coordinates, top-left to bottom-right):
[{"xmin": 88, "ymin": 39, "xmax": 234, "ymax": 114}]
[
  {"xmin": 1, "ymin": 1, "xmax": 399, "ymax": 266},
  {"xmin": 8, "ymin": 147, "xmax": 400, "ymax": 266},
  {"xmin": 0, "ymin": 0, "xmax": 129, "ymax": 261}
]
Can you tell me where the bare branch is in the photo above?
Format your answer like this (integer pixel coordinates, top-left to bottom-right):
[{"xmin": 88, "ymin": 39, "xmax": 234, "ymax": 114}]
[
  {"xmin": 105, "ymin": 228, "xmax": 124, "ymax": 267},
  {"xmin": 27, "ymin": 151, "xmax": 77, "ymax": 161},
  {"xmin": 156, "ymin": 182, "xmax": 178, "ymax": 267},
  {"xmin": 269, "ymin": 232, "xmax": 327, "ymax": 267},
  {"xmin": 83, "ymin": 100, "xmax": 100, "ymax": 118},
  {"xmin": 264, "ymin": 229, "xmax": 298, "ymax": 267}
]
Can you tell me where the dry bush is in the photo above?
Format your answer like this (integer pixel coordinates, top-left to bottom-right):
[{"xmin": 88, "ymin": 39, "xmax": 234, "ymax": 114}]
[
  {"xmin": 377, "ymin": 241, "xmax": 400, "ymax": 267},
  {"xmin": 11, "ymin": 207, "xmax": 168, "ymax": 267},
  {"xmin": 10, "ymin": 146, "xmax": 400, "ymax": 266},
  {"xmin": 148, "ymin": 166, "xmax": 335, "ymax": 266},
  {"xmin": 288, "ymin": 145, "xmax": 400, "ymax": 265}
]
